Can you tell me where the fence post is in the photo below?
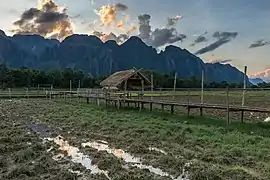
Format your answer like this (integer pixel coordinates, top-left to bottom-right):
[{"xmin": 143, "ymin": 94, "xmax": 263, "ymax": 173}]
[
  {"xmin": 226, "ymin": 87, "xmax": 230, "ymax": 125},
  {"xmin": 201, "ymin": 69, "xmax": 204, "ymax": 105},
  {"xmin": 173, "ymin": 72, "xmax": 177, "ymax": 101},
  {"xmin": 26, "ymin": 88, "xmax": 29, "ymax": 99},
  {"xmin": 8, "ymin": 88, "xmax": 11, "ymax": 99},
  {"xmin": 151, "ymin": 74, "xmax": 154, "ymax": 101},
  {"xmin": 242, "ymin": 66, "xmax": 247, "ymax": 107}
]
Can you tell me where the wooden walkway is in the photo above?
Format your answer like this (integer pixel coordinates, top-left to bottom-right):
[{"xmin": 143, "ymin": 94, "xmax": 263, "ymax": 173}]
[
  {"xmin": 97, "ymin": 97, "xmax": 270, "ymax": 123},
  {"xmin": 1, "ymin": 91, "xmax": 270, "ymax": 124}
]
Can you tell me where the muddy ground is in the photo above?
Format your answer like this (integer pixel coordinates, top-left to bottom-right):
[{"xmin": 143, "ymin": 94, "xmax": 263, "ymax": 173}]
[{"xmin": 1, "ymin": 99, "xmax": 270, "ymax": 180}]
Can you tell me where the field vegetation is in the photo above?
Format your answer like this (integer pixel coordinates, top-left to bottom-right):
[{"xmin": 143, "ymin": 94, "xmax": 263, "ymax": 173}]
[{"xmin": 1, "ymin": 99, "xmax": 270, "ymax": 179}]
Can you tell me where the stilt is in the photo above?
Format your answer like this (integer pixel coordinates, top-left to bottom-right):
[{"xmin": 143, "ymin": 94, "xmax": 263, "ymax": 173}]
[
  {"xmin": 241, "ymin": 111, "xmax": 244, "ymax": 123},
  {"xmin": 171, "ymin": 105, "xmax": 174, "ymax": 114},
  {"xmin": 150, "ymin": 103, "xmax": 153, "ymax": 111}
]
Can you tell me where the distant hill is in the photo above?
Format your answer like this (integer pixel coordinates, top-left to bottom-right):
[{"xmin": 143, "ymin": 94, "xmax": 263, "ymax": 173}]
[
  {"xmin": 0, "ymin": 30, "xmax": 251, "ymax": 84},
  {"xmin": 249, "ymin": 78, "xmax": 266, "ymax": 85}
]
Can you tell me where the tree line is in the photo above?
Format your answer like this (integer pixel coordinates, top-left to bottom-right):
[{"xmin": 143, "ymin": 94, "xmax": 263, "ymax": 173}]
[{"xmin": 0, "ymin": 64, "xmax": 269, "ymax": 89}]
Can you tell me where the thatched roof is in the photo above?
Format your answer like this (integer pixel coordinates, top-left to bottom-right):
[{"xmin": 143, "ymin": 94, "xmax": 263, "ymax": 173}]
[{"xmin": 100, "ymin": 68, "xmax": 150, "ymax": 88}]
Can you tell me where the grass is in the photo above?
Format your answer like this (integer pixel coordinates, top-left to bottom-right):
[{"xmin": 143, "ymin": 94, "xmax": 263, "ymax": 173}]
[{"xmin": 2, "ymin": 99, "xmax": 270, "ymax": 179}]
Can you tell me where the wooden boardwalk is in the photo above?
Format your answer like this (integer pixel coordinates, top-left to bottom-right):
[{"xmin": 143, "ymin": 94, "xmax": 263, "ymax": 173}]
[{"xmin": 1, "ymin": 90, "xmax": 270, "ymax": 124}]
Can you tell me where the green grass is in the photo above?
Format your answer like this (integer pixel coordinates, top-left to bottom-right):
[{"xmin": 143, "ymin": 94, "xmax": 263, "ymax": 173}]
[{"xmin": 3, "ymin": 99, "xmax": 270, "ymax": 179}]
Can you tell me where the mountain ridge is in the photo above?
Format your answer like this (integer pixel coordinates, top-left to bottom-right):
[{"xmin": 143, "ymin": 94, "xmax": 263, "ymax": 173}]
[{"xmin": 0, "ymin": 31, "xmax": 250, "ymax": 84}]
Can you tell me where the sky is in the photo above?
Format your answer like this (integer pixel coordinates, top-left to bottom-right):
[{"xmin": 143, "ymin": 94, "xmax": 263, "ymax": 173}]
[{"xmin": 0, "ymin": 0, "xmax": 269, "ymax": 80}]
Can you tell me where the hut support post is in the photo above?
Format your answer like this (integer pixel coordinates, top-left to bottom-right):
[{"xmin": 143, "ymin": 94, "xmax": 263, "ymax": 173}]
[
  {"xmin": 141, "ymin": 79, "xmax": 144, "ymax": 100},
  {"xmin": 124, "ymin": 80, "xmax": 127, "ymax": 100}
]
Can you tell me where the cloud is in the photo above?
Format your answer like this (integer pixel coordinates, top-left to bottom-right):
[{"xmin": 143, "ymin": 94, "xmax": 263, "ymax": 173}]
[
  {"xmin": 92, "ymin": 30, "xmax": 129, "ymax": 44},
  {"xmin": 96, "ymin": 3, "xmax": 128, "ymax": 26},
  {"xmin": 195, "ymin": 31, "xmax": 238, "ymax": 55},
  {"xmin": 114, "ymin": 3, "xmax": 128, "ymax": 11},
  {"xmin": 11, "ymin": 0, "xmax": 73, "ymax": 40},
  {"xmin": 207, "ymin": 59, "xmax": 233, "ymax": 64},
  {"xmin": 249, "ymin": 66, "xmax": 270, "ymax": 82},
  {"xmin": 249, "ymin": 40, "xmax": 270, "ymax": 48},
  {"xmin": 167, "ymin": 15, "xmax": 182, "ymax": 26},
  {"xmin": 137, "ymin": 14, "xmax": 186, "ymax": 48},
  {"xmin": 190, "ymin": 31, "xmax": 208, "ymax": 46},
  {"xmin": 138, "ymin": 14, "xmax": 151, "ymax": 40},
  {"xmin": 150, "ymin": 28, "xmax": 186, "ymax": 47}
]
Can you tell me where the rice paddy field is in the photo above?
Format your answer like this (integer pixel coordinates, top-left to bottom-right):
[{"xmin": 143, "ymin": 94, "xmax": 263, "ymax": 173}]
[{"xmin": 1, "ymin": 96, "xmax": 270, "ymax": 179}]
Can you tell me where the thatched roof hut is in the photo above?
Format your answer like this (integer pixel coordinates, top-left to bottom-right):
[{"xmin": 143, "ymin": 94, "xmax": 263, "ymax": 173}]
[{"xmin": 100, "ymin": 68, "xmax": 151, "ymax": 90}]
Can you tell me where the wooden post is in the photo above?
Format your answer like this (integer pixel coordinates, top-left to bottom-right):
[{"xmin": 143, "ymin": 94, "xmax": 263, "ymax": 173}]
[
  {"xmin": 26, "ymin": 88, "xmax": 29, "ymax": 99},
  {"xmin": 78, "ymin": 80, "xmax": 81, "ymax": 100},
  {"xmin": 242, "ymin": 66, "xmax": 247, "ymax": 107},
  {"xmin": 201, "ymin": 69, "xmax": 204, "ymax": 104},
  {"xmin": 8, "ymin": 88, "xmax": 11, "ymax": 99},
  {"xmin": 124, "ymin": 80, "xmax": 127, "ymax": 100},
  {"xmin": 187, "ymin": 89, "xmax": 190, "ymax": 105},
  {"xmin": 161, "ymin": 104, "xmax": 164, "ymax": 112},
  {"xmin": 139, "ymin": 102, "xmax": 142, "ymax": 111},
  {"xmin": 226, "ymin": 87, "xmax": 230, "ymax": 125},
  {"xmin": 69, "ymin": 80, "xmax": 72, "ymax": 102},
  {"xmin": 173, "ymin": 72, "xmax": 177, "ymax": 101},
  {"xmin": 187, "ymin": 106, "xmax": 190, "ymax": 116},
  {"xmin": 151, "ymin": 73, "xmax": 154, "ymax": 101},
  {"xmin": 150, "ymin": 103, "xmax": 153, "ymax": 111},
  {"xmin": 141, "ymin": 79, "xmax": 144, "ymax": 100},
  {"xmin": 241, "ymin": 111, "xmax": 244, "ymax": 123},
  {"xmin": 37, "ymin": 84, "xmax": 40, "ymax": 95},
  {"xmin": 171, "ymin": 105, "xmax": 174, "ymax": 114},
  {"xmin": 200, "ymin": 107, "xmax": 203, "ymax": 116}
]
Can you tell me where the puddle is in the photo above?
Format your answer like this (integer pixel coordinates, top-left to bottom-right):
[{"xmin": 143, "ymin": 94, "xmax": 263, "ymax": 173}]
[
  {"xmin": 82, "ymin": 141, "xmax": 190, "ymax": 180},
  {"xmin": 30, "ymin": 123, "xmax": 53, "ymax": 138},
  {"xmin": 148, "ymin": 147, "xmax": 168, "ymax": 155},
  {"xmin": 45, "ymin": 136, "xmax": 110, "ymax": 179}
]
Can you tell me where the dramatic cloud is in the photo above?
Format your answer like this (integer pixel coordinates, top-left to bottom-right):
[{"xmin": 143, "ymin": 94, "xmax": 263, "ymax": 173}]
[
  {"xmin": 138, "ymin": 14, "xmax": 186, "ymax": 48},
  {"xmin": 167, "ymin": 15, "xmax": 182, "ymax": 26},
  {"xmin": 11, "ymin": 0, "xmax": 73, "ymax": 40},
  {"xmin": 92, "ymin": 31, "xmax": 128, "ymax": 44},
  {"xmin": 96, "ymin": 3, "xmax": 128, "ymax": 26},
  {"xmin": 249, "ymin": 40, "xmax": 270, "ymax": 48},
  {"xmin": 191, "ymin": 36, "xmax": 208, "ymax": 46},
  {"xmin": 114, "ymin": 3, "xmax": 128, "ymax": 11},
  {"xmin": 207, "ymin": 59, "xmax": 233, "ymax": 64},
  {"xmin": 151, "ymin": 28, "xmax": 186, "ymax": 47},
  {"xmin": 138, "ymin": 14, "xmax": 151, "ymax": 40},
  {"xmin": 195, "ymin": 31, "xmax": 238, "ymax": 55}
]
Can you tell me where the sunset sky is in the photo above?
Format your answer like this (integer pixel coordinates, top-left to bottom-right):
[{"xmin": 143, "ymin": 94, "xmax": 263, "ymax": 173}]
[{"xmin": 0, "ymin": 0, "xmax": 269, "ymax": 79}]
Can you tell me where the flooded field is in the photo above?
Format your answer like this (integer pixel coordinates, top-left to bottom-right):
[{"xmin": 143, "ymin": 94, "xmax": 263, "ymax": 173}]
[{"xmin": 1, "ymin": 99, "xmax": 270, "ymax": 179}]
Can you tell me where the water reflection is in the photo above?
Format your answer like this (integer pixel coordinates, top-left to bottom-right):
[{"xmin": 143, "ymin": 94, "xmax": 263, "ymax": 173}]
[
  {"xmin": 82, "ymin": 141, "xmax": 190, "ymax": 180},
  {"xmin": 45, "ymin": 136, "xmax": 110, "ymax": 179}
]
